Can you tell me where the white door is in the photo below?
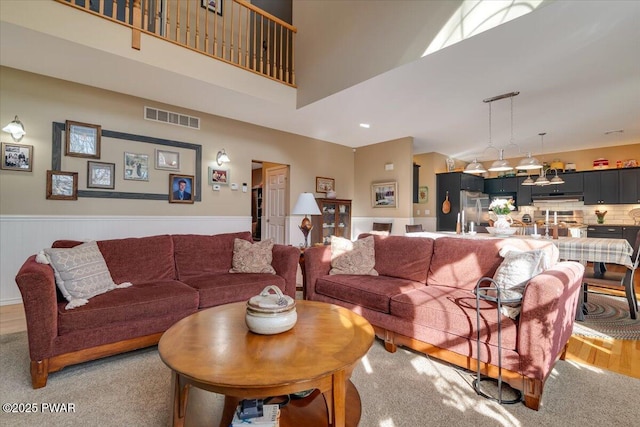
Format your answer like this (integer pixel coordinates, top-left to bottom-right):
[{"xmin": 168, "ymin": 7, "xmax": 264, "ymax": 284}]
[{"xmin": 264, "ymin": 166, "xmax": 288, "ymax": 244}]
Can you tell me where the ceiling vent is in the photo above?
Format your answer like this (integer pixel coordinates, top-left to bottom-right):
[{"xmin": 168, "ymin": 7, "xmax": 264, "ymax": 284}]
[{"xmin": 144, "ymin": 106, "xmax": 200, "ymax": 130}]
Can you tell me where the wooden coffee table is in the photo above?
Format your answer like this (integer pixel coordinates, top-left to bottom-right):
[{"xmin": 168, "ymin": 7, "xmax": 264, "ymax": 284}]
[{"xmin": 158, "ymin": 300, "xmax": 374, "ymax": 427}]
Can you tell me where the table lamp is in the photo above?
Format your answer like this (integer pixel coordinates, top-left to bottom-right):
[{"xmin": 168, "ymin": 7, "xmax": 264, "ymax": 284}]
[{"xmin": 292, "ymin": 192, "xmax": 321, "ymax": 247}]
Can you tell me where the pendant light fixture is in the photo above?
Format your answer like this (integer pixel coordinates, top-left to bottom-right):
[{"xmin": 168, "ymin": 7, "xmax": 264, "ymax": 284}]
[{"xmin": 533, "ymin": 132, "xmax": 550, "ymax": 186}]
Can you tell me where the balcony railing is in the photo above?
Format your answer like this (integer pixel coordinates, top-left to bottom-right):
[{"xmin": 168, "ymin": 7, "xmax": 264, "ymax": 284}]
[{"xmin": 57, "ymin": 0, "xmax": 296, "ymax": 86}]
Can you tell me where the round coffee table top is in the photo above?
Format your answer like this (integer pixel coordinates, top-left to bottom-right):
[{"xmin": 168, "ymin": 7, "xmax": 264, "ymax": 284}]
[{"xmin": 159, "ymin": 300, "xmax": 374, "ymax": 395}]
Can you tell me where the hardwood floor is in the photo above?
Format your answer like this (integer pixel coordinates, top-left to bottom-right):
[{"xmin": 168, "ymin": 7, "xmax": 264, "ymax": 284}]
[{"xmin": 2, "ymin": 267, "xmax": 638, "ymax": 378}]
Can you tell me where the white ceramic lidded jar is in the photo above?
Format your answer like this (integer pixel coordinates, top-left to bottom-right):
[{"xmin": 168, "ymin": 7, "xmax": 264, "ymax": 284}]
[{"xmin": 246, "ymin": 285, "xmax": 297, "ymax": 335}]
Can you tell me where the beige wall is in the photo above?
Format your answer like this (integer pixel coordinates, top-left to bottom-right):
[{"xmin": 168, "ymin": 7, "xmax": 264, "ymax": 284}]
[
  {"xmin": 412, "ymin": 152, "xmax": 450, "ymax": 219},
  {"xmin": 0, "ymin": 67, "xmax": 354, "ymax": 216},
  {"xmin": 353, "ymin": 137, "xmax": 413, "ymax": 218}
]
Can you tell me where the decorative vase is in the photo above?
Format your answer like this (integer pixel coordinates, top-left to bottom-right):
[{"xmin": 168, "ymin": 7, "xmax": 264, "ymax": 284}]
[{"xmin": 494, "ymin": 214, "xmax": 512, "ymax": 230}]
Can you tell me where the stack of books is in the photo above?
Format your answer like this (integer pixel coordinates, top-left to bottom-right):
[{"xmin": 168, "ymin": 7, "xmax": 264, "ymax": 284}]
[{"xmin": 230, "ymin": 404, "xmax": 280, "ymax": 426}]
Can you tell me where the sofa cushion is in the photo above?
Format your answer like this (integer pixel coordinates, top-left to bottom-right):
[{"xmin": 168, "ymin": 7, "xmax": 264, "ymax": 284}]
[
  {"xmin": 183, "ymin": 272, "xmax": 286, "ymax": 309},
  {"xmin": 427, "ymin": 237, "xmax": 558, "ymax": 291},
  {"xmin": 57, "ymin": 280, "xmax": 199, "ymax": 335},
  {"xmin": 315, "ymin": 274, "xmax": 425, "ymax": 314},
  {"xmin": 330, "ymin": 235, "xmax": 378, "ymax": 276},
  {"xmin": 42, "ymin": 241, "xmax": 128, "ymax": 309},
  {"xmin": 390, "ymin": 285, "xmax": 518, "ymax": 350},
  {"xmin": 172, "ymin": 232, "xmax": 253, "ymax": 280},
  {"xmin": 359, "ymin": 234, "xmax": 433, "ymax": 283},
  {"xmin": 230, "ymin": 238, "xmax": 276, "ymax": 274},
  {"xmin": 97, "ymin": 235, "xmax": 176, "ymax": 284}
]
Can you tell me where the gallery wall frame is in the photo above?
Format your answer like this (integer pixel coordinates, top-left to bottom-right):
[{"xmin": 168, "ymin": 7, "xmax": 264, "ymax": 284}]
[
  {"xmin": 47, "ymin": 170, "xmax": 78, "ymax": 200},
  {"xmin": 201, "ymin": 0, "xmax": 223, "ymax": 16},
  {"xmin": 155, "ymin": 149, "xmax": 180, "ymax": 170},
  {"xmin": 65, "ymin": 120, "xmax": 101, "ymax": 159},
  {"xmin": 1, "ymin": 142, "xmax": 33, "ymax": 172},
  {"xmin": 169, "ymin": 174, "xmax": 195, "ymax": 204},
  {"xmin": 52, "ymin": 122, "xmax": 202, "ymax": 201},
  {"xmin": 208, "ymin": 167, "xmax": 229, "ymax": 185},
  {"xmin": 87, "ymin": 161, "xmax": 115, "ymax": 189}
]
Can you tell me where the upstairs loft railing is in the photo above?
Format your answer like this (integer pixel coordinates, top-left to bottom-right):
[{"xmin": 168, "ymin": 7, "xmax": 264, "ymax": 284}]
[{"xmin": 57, "ymin": 0, "xmax": 297, "ymax": 86}]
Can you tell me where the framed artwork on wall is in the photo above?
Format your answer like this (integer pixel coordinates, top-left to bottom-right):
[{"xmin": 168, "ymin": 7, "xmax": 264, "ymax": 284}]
[
  {"xmin": 87, "ymin": 161, "xmax": 115, "ymax": 189},
  {"xmin": 155, "ymin": 149, "xmax": 180, "ymax": 170},
  {"xmin": 65, "ymin": 120, "xmax": 101, "ymax": 159},
  {"xmin": 169, "ymin": 174, "xmax": 195, "ymax": 203},
  {"xmin": 47, "ymin": 170, "xmax": 78, "ymax": 200},
  {"xmin": 371, "ymin": 181, "xmax": 397, "ymax": 208},
  {"xmin": 418, "ymin": 186, "xmax": 428, "ymax": 204},
  {"xmin": 208, "ymin": 167, "xmax": 229, "ymax": 185},
  {"xmin": 201, "ymin": 0, "xmax": 222, "ymax": 16},
  {"xmin": 1, "ymin": 142, "xmax": 33, "ymax": 172},
  {"xmin": 316, "ymin": 177, "xmax": 335, "ymax": 193},
  {"xmin": 124, "ymin": 152, "xmax": 149, "ymax": 181}
]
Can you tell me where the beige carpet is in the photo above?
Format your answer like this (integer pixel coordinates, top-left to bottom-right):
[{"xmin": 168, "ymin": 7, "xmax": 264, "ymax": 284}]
[{"xmin": 1, "ymin": 332, "xmax": 638, "ymax": 426}]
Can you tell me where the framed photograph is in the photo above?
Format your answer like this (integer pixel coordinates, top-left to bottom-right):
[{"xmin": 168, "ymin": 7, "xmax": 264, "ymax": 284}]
[
  {"xmin": 201, "ymin": 0, "xmax": 222, "ymax": 16},
  {"xmin": 169, "ymin": 174, "xmax": 195, "ymax": 203},
  {"xmin": 65, "ymin": 120, "xmax": 101, "ymax": 159},
  {"xmin": 316, "ymin": 176, "xmax": 335, "ymax": 193},
  {"xmin": 371, "ymin": 181, "xmax": 397, "ymax": 208},
  {"xmin": 124, "ymin": 152, "xmax": 149, "ymax": 181},
  {"xmin": 47, "ymin": 170, "xmax": 78, "ymax": 200},
  {"xmin": 1, "ymin": 142, "xmax": 33, "ymax": 171},
  {"xmin": 155, "ymin": 149, "xmax": 180, "ymax": 170},
  {"xmin": 87, "ymin": 161, "xmax": 115, "ymax": 189},
  {"xmin": 208, "ymin": 167, "xmax": 229, "ymax": 185},
  {"xmin": 418, "ymin": 186, "xmax": 428, "ymax": 204}
]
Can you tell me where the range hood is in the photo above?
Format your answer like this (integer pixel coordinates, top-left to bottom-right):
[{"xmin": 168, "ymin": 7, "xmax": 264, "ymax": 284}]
[{"xmin": 531, "ymin": 193, "xmax": 584, "ymax": 203}]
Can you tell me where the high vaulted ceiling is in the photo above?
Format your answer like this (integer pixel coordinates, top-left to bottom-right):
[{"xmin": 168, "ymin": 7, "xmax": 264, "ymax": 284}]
[{"xmin": 1, "ymin": 1, "xmax": 638, "ymax": 162}]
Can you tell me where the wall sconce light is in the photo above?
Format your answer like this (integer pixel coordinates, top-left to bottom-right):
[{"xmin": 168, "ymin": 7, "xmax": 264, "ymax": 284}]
[
  {"xmin": 2, "ymin": 115, "xmax": 26, "ymax": 142},
  {"xmin": 216, "ymin": 149, "xmax": 230, "ymax": 166}
]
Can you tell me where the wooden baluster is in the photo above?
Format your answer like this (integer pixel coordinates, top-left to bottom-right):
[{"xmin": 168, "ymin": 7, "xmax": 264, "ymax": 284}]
[
  {"xmin": 125, "ymin": 0, "xmax": 130, "ymax": 24},
  {"xmin": 285, "ymin": 28, "xmax": 290, "ymax": 83},
  {"xmin": 245, "ymin": 9, "xmax": 250, "ymax": 67},
  {"xmin": 195, "ymin": 0, "xmax": 201, "ymax": 51},
  {"xmin": 237, "ymin": 2, "xmax": 242, "ymax": 64},
  {"xmin": 185, "ymin": 0, "xmax": 191, "ymax": 46},
  {"xmin": 142, "ymin": 0, "xmax": 148, "ymax": 31},
  {"xmin": 278, "ymin": 25, "xmax": 283, "ymax": 80},
  {"xmin": 229, "ymin": 1, "xmax": 234, "ymax": 62},
  {"xmin": 132, "ymin": 0, "xmax": 142, "ymax": 50},
  {"xmin": 213, "ymin": 0, "xmax": 218, "ymax": 58},
  {"xmin": 175, "ymin": 0, "xmax": 180, "ymax": 42},
  {"xmin": 290, "ymin": 32, "xmax": 295, "ymax": 85},
  {"xmin": 203, "ymin": 0, "xmax": 209, "ymax": 54},
  {"xmin": 112, "ymin": 0, "xmax": 117, "ymax": 19},
  {"xmin": 252, "ymin": 10, "xmax": 257, "ymax": 70},
  {"xmin": 99, "ymin": 0, "xmax": 105, "ymax": 15},
  {"xmin": 154, "ymin": 0, "xmax": 161, "ymax": 35},
  {"xmin": 164, "ymin": 0, "xmax": 170, "ymax": 39}
]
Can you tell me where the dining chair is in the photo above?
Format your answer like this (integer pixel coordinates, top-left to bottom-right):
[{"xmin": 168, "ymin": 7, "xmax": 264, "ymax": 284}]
[
  {"xmin": 583, "ymin": 230, "xmax": 640, "ymax": 319},
  {"xmin": 510, "ymin": 219, "xmax": 526, "ymax": 235},
  {"xmin": 372, "ymin": 222, "xmax": 392, "ymax": 235},
  {"xmin": 405, "ymin": 224, "xmax": 423, "ymax": 233}
]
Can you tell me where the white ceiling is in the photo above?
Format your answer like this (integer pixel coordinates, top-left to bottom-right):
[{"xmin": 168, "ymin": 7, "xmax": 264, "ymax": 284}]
[{"xmin": 1, "ymin": 1, "xmax": 639, "ymax": 162}]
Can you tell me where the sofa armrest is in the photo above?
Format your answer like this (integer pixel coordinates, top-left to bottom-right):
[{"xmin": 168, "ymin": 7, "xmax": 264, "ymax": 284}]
[
  {"xmin": 271, "ymin": 244, "xmax": 301, "ymax": 298},
  {"xmin": 517, "ymin": 261, "xmax": 584, "ymax": 381},
  {"xmin": 303, "ymin": 246, "xmax": 332, "ymax": 300},
  {"xmin": 14, "ymin": 255, "xmax": 59, "ymax": 361}
]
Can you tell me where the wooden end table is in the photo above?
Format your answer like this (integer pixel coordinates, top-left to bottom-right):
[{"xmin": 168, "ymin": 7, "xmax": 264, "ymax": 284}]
[{"xmin": 158, "ymin": 300, "xmax": 374, "ymax": 427}]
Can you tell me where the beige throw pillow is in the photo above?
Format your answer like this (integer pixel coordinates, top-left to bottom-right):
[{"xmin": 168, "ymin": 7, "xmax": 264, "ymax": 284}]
[
  {"xmin": 329, "ymin": 235, "xmax": 378, "ymax": 276},
  {"xmin": 230, "ymin": 238, "xmax": 276, "ymax": 274},
  {"xmin": 492, "ymin": 246, "xmax": 547, "ymax": 319},
  {"xmin": 39, "ymin": 241, "xmax": 132, "ymax": 310}
]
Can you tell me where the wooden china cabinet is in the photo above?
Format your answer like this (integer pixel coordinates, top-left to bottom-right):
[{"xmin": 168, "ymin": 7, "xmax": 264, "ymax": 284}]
[{"xmin": 311, "ymin": 198, "xmax": 352, "ymax": 245}]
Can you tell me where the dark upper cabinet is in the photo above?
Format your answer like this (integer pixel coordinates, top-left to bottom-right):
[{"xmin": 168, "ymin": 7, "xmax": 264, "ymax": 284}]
[
  {"xmin": 531, "ymin": 172, "xmax": 583, "ymax": 194},
  {"xmin": 484, "ymin": 177, "xmax": 518, "ymax": 194},
  {"xmin": 460, "ymin": 173, "xmax": 484, "ymax": 192},
  {"xmin": 583, "ymin": 170, "xmax": 619, "ymax": 204},
  {"xmin": 517, "ymin": 176, "xmax": 533, "ymax": 207},
  {"xmin": 619, "ymin": 168, "xmax": 640, "ymax": 204}
]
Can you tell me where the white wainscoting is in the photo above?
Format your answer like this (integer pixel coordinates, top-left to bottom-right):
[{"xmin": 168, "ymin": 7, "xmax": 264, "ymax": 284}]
[{"xmin": 0, "ymin": 215, "xmax": 252, "ymax": 305}]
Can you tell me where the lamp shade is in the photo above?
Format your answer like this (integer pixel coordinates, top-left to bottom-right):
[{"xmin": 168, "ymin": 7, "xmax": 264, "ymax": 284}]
[
  {"xmin": 488, "ymin": 149, "xmax": 513, "ymax": 172},
  {"xmin": 463, "ymin": 159, "xmax": 487, "ymax": 174},
  {"xmin": 517, "ymin": 152, "xmax": 542, "ymax": 170},
  {"xmin": 2, "ymin": 115, "xmax": 25, "ymax": 142},
  {"xmin": 292, "ymin": 193, "xmax": 321, "ymax": 216}
]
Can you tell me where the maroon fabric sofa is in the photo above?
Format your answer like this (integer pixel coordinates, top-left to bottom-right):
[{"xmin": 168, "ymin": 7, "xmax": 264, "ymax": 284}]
[
  {"xmin": 15, "ymin": 231, "xmax": 300, "ymax": 388},
  {"xmin": 303, "ymin": 234, "xmax": 585, "ymax": 410}
]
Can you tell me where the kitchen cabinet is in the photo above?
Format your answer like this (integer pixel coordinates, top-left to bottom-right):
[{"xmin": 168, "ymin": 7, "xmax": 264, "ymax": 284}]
[
  {"xmin": 517, "ymin": 176, "xmax": 533, "ymax": 207},
  {"xmin": 436, "ymin": 172, "xmax": 484, "ymax": 231},
  {"xmin": 311, "ymin": 198, "xmax": 351, "ymax": 245},
  {"xmin": 484, "ymin": 177, "xmax": 518, "ymax": 194},
  {"xmin": 583, "ymin": 170, "xmax": 619, "ymax": 205},
  {"xmin": 531, "ymin": 172, "xmax": 583, "ymax": 195},
  {"xmin": 619, "ymin": 168, "xmax": 640, "ymax": 204},
  {"xmin": 586, "ymin": 225, "xmax": 623, "ymax": 239}
]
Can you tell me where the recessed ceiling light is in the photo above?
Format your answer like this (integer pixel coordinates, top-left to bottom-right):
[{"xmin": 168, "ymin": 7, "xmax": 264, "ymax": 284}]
[{"xmin": 359, "ymin": 123, "xmax": 370, "ymax": 129}]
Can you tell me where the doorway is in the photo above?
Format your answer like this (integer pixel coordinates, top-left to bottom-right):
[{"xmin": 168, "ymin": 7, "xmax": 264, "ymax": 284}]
[{"xmin": 252, "ymin": 161, "xmax": 289, "ymax": 244}]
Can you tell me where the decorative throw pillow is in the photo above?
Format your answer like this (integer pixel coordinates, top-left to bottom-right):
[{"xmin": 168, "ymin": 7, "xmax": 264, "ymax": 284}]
[
  {"xmin": 230, "ymin": 238, "xmax": 276, "ymax": 274},
  {"xmin": 329, "ymin": 235, "xmax": 378, "ymax": 276},
  {"xmin": 492, "ymin": 246, "xmax": 547, "ymax": 319},
  {"xmin": 37, "ymin": 241, "xmax": 132, "ymax": 310}
]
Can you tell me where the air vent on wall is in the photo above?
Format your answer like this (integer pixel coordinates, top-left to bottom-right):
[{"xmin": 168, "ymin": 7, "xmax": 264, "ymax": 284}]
[{"xmin": 144, "ymin": 106, "xmax": 200, "ymax": 130}]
